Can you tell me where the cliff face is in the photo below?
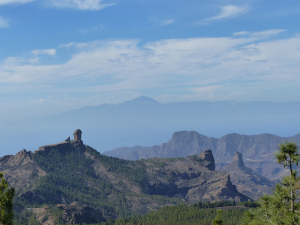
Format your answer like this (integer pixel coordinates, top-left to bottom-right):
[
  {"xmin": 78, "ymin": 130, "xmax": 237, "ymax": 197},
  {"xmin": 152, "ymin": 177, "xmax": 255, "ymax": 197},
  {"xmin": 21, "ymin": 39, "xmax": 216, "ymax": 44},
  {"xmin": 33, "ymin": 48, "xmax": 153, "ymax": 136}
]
[
  {"xmin": 143, "ymin": 150, "xmax": 248, "ymax": 203},
  {"xmin": 0, "ymin": 130, "xmax": 249, "ymax": 224},
  {"xmin": 222, "ymin": 151, "xmax": 275, "ymax": 200},
  {"xmin": 104, "ymin": 131, "xmax": 294, "ymax": 180}
]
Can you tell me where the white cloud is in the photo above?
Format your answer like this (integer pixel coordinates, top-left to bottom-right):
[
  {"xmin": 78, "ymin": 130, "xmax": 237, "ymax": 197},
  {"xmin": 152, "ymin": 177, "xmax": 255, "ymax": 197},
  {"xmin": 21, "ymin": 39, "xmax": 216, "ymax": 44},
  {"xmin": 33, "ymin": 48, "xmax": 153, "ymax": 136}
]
[
  {"xmin": 0, "ymin": 0, "xmax": 35, "ymax": 5},
  {"xmin": 59, "ymin": 42, "xmax": 76, "ymax": 49},
  {"xmin": 0, "ymin": 0, "xmax": 114, "ymax": 10},
  {"xmin": 0, "ymin": 16, "xmax": 9, "ymax": 28},
  {"xmin": 31, "ymin": 49, "xmax": 56, "ymax": 56},
  {"xmin": 158, "ymin": 19, "xmax": 174, "ymax": 27},
  {"xmin": 1, "ymin": 30, "xmax": 300, "ymax": 103},
  {"xmin": 148, "ymin": 18, "xmax": 175, "ymax": 28},
  {"xmin": 48, "ymin": 0, "xmax": 115, "ymax": 10},
  {"xmin": 202, "ymin": 5, "xmax": 248, "ymax": 24},
  {"xmin": 234, "ymin": 29, "xmax": 286, "ymax": 38}
]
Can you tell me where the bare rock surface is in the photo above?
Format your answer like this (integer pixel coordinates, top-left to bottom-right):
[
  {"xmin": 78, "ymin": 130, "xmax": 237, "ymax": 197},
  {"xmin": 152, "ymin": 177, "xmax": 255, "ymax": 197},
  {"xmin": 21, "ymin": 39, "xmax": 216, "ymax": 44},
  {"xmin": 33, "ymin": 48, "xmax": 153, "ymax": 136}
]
[
  {"xmin": 222, "ymin": 151, "xmax": 275, "ymax": 200},
  {"xmin": 104, "ymin": 131, "xmax": 297, "ymax": 180},
  {"xmin": 0, "ymin": 149, "xmax": 46, "ymax": 192}
]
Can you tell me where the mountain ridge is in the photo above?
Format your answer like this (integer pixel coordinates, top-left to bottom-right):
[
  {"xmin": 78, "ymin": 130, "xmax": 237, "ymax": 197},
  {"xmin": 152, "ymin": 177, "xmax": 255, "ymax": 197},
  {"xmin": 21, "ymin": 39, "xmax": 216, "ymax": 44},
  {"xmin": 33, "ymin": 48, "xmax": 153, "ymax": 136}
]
[
  {"xmin": 104, "ymin": 131, "xmax": 299, "ymax": 180},
  {"xmin": 1, "ymin": 130, "xmax": 251, "ymax": 224}
]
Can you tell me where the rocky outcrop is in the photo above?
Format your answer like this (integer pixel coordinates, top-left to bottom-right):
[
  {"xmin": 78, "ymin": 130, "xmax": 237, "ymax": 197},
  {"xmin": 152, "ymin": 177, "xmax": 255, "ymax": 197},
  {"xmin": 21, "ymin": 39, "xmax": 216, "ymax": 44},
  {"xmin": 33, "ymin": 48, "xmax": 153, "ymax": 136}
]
[
  {"xmin": 37, "ymin": 129, "xmax": 84, "ymax": 153},
  {"xmin": 199, "ymin": 149, "xmax": 215, "ymax": 171},
  {"xmin": 0, "ymin": 149, "xmax": 46, "ymax": 192},
  {"xmin": 104, "ymin": 131, "xmax": 291, "ymax": 180},
  {"xmin": 144, "ymin": 154, "xmax": 249, "ymax": 203},
  {"xmin": 57, "ymin": 202, "xmax": 106, "ymax": 224},
  {"xmin": 31, "ymin": 203, "xmax": 106, "ymax": 225},
  {"xmin": 73, "ymin": 129, "xmax": 82, "ymax": 141},
  {"xmin": 222, "ymin": 151, "xmax": 275, "ymax": 200},
  {"xmin": 37, "ymin": 142, "xmax": 71, "ymax": 153},
  {"xmin": 232, "ymin": 151, "xmax": 244, "ymax": 166}
]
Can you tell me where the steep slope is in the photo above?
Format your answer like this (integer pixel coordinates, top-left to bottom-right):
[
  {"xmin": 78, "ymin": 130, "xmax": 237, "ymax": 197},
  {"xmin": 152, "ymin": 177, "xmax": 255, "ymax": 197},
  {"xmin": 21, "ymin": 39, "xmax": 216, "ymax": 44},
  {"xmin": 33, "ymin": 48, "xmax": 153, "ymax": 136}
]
[
  {"xmin": 221, "ymin": 152, "xmax": 275, "ymax": 200},
  {"xmin": 0, "ymin": 149, "xmax": 46, "ymax": 193},
  {"xmin": 0, "ymin": 130, "xmax": 249, "ymax": 224},
  {"xmin": 104, "ymin": 131, "xmax": 297, "ymax": 180}
]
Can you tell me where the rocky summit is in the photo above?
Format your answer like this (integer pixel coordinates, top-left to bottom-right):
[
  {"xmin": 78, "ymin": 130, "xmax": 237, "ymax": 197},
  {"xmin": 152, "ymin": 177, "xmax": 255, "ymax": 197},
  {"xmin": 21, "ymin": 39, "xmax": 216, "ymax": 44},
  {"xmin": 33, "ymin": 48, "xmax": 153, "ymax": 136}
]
[
  {"xmin": 0, "ymin": 130, "xmax": 250, "ymax": 224},
  {"xmin": 222, "ymin": 151, "xmax": 275, "ymax": 200}
]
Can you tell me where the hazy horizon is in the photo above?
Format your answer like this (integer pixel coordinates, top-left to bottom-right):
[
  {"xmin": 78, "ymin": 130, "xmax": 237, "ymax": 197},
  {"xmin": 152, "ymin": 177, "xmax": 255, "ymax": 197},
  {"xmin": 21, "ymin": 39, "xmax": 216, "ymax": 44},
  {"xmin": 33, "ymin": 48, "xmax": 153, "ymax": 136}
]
[{"xmin": 1, "ymin": 1, "xmax": 300, "ymax": 123}]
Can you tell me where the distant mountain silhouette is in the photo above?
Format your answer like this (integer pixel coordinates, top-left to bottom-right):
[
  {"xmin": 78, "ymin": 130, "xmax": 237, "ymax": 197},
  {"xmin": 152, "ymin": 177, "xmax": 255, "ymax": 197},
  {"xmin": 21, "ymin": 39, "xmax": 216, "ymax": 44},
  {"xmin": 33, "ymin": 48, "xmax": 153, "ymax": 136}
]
[
  {"xmin": 104, "ymin": 131, "xmax": 300, "ymax": 180},
  {"xmin": 1, "ymin": 97, "xmax": 300, "ymax": 157},
  {"xmin": 123, "ymin": 96, "xmax": 160, "ymax": 105}
]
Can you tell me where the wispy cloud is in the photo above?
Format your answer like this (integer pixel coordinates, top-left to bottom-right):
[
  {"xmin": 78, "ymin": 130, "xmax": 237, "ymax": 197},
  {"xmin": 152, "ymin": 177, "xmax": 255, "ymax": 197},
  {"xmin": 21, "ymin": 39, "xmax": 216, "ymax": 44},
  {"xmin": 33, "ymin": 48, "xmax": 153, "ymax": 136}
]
[
  {"xmin": 209, "ymin": 5, "xmax": 248, "ymax": 21},
  {"xmin": 0, "ymin": 0, "xmax": 114, "ymax": 10},
  {"xmin": 0, "ymin": 16, "xmax": 9, "ymax": 28},
  {"xmin": 200, "ymin": 5, "xmax": 248, "ymax": 25},
  {"xmin": 234, "ymin": 29, "xmax": 286, "ymax": 38},
  {"xmin": 31, "ymin": 49, "xmax": 56, "ymax": 56},
  {"xmin": 79, "ymin": 24, "xmax": 104, "ymax": 34},
  {"xmin": 48, "ymin": 0, "xmax": 115, "ymax": 10},
  {"xmin": 0, "ymin": 0, "xmax": 35, "ymax": 5},
  {"xmin": 149, "ymin": 18, "xmax": 175, "ymax": 28},
  {"xmin": 158, "ymin": 19, "xmax": 174, "ymax": 27},
  {"xmin": 1, "ymin": 30, "xmax": 300, "ymax": 105}
]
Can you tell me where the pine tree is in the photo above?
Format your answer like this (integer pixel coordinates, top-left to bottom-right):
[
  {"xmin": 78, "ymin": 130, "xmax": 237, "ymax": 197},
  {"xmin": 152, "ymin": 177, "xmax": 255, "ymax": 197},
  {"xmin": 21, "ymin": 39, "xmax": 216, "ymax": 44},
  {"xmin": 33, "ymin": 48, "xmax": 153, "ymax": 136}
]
[
  {"xmin": 0, "ymin": 172, "xmax": 14, "ymax": 225},
  {"xmin": 242, "ymin": 142, "xmax": 300, "ymax": 225},
  {"xmin": 212, "ymin": 209, "xmax": 223, "ymax": 225}
]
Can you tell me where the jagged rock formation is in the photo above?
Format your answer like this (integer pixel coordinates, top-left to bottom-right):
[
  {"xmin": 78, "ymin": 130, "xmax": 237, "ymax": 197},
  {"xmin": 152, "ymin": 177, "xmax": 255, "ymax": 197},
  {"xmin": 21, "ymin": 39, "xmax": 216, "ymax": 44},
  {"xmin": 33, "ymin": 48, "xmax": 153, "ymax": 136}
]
[
  {"xmin": 104, "ymin": 131, "xmax": 296, "ymax": 180},
  {"xmin": 199, "ymin": 149, "xmax": 215, "ymax": 171},
  {"xmin": 0, "ymin": 149, "xmax": 46, "ymax": 192},
  {"xmin": 221, "ymin": 151, "xmax": 275, "ymax": 200},
  {"xmin": 0, "ymin": 130, "xmax": 250, "ymax": 224},
  {"xmin": 37, "ymin": 129, "xmax": 84, "ymax": 153},
  {"xmin": 144, "ymin": 152, "xmax": 248, "ymax": 203},
  {"xmin": 73, "ymin": 129, "xmax": 82, "ymax": 141},
  {"xmin": 31, "ymin": 202, "xmax": 105, "ymax": 225}
]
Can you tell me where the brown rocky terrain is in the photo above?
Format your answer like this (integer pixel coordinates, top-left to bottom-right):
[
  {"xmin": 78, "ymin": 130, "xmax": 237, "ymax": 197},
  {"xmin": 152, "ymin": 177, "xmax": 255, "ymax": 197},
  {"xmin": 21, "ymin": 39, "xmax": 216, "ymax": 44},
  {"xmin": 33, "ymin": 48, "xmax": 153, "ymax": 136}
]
[
  {"xmin": 221, "ymin": 151, "xmax": 275, "ymax": 200},
  {"xmin": 143, "ymin": 150, "xmax": 248, "ymax": 203},
  {"xmin": 0, "ymin": 130, "xmax": 250, "ymax": 224},
  {"xmin": 31, "ymin": 202, "xmax": 106, "ymax": 225},
  {"xmin": 0, "ymin": 149, "xmax": 46, "ymax": 193},
  {"xmin": 104, "ymin": 131, "xmax": 296, "ymax": 180}
]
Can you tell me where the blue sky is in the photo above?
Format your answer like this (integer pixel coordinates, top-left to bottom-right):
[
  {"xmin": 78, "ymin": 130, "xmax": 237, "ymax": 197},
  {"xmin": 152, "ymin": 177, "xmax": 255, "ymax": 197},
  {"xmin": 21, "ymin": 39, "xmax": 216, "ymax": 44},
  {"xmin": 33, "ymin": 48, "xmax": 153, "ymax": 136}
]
[{"xmin": 1, "ymin": 0, "xmax": 300, "ymax": 122}]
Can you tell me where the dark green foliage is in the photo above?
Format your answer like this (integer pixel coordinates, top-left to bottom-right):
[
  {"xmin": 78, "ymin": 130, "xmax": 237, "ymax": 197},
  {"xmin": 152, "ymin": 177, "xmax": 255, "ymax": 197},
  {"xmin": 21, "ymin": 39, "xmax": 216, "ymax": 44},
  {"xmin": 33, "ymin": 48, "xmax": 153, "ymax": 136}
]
[
  {"xmin": 238, "ymin": 201, "xmax": 259, "ymax": 208},
  {"xmin": 96, "ymin": 204, "xmax": 247, "ymax": 225},
  {"xmin": 14, "ymin": 144, "xmax": 180, "ymax": 222},
  {"xmin": 85, "ymin": 146, "xmax": 149, "ymax": 188},
  {"xmin": 242, "ymin": 142, "xmax": 300, "ymax": 224},
  {"xmin": 0, "ymin": 172, "xmax": 14, "ymax": 225},
  {"xmin": 31, "ymin": 145, "xmax": 135, "ymax": 218},
  {"xmin": 212, "ymin": 209, "xmax": 223, "ymax": 225},
  {"xmin": 13, "ymin": 210, "xmax": 40, "ymax": 225},
  {"xmin": 188, "ymin": 155, "xmax": 204, "ymax": 163},
  {"xmin": 193, "ymin": 200, "xmax": 236, "ymax": 208}
]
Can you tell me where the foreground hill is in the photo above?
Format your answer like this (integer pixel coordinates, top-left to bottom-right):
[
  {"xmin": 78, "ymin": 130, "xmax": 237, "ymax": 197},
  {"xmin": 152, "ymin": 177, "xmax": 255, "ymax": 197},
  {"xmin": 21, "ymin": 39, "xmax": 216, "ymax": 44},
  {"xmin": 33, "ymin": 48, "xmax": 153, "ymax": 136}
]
[
  {"xmin": 104, "ymin": 131, "xmax": 299, "ymax": 180},
  {"xmin": 0, "ymin": 130, "xmax": 249, "ymax": 224}
]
